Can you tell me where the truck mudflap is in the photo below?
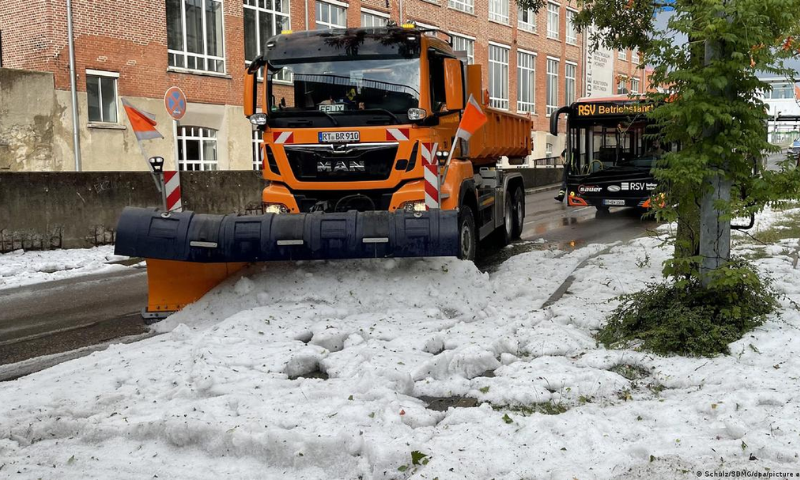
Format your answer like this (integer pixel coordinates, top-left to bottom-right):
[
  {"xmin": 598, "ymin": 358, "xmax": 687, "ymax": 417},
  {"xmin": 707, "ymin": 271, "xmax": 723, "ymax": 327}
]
[{"xmin": 115, "ymin": 207, "xmax": 460, "ymax": 262}]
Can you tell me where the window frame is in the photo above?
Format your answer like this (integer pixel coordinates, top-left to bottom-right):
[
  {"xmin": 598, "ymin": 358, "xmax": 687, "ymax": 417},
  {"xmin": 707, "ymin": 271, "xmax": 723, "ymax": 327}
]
[
  {"xmin": 252, "ymin": 129, "xmax": 263, "ymax": 170},
  {"xmin": 547, "ymin": 2, "xmax": 559, "ymax": 40},
  {"xmin": 489, "ymin": 42, "xmax": 510, "ymax": 110},
  {"xmin": 244, "ymin": 0, "xmax": 291, "ymax": 83},
  {"xmin": 448, "ymin": 0, "xmax": 475, "ymax": 15},
  {"xmin": 546, "ymin": 56, "xmax": 559, "ymax": 116},
  {"xmin": 631, "ymin": 77, "xmax": 640, "ymax": 94},
  {"xmin": 565, "ymin": 61, "xmax": 577, "ymax": 106},
  {"xmin": 177, "ymin": 126, "xmax": 220, "ymax": 171},
  {"xmin": 616, "ymin": 75, "xmax": 628, "ymax": 94},
  {"xmin": 315, "ymin": 0, "xmax": 347, "ymax": 30},
  {"xmin": 361, "ymin": 8, "xmax": 389, "ymax": 27},
  {"xmin": 86, "ymin": 69, "xmax": 120, "ymax": 124},
  {"xmin": 167, "ymin": 0, "xmax": 227, "ymax": 74},
  {"xmin": 516, "ymin": 49, "xmax": 536, "ymax": 113},
  {"xmin": 488, "ymin": 0, "xmax": 509, "ymax": 25},
  {"xmin": 631, "ymin": 49, "xmax": 640, "ymax": 64},
  {"xmin": 566, "ymin": 8, "xmax": 578, "ymax": 45},
  {"xmin": 449, "ymin": 32, "xmax": 475, "ymax": 65},
  {"xmin": 518, "ymin": 7, "xmax": 537, "ymax": 33},
  {"xmin": 618, "ymin": 49, "xmax": 627, "ymax": 61}
]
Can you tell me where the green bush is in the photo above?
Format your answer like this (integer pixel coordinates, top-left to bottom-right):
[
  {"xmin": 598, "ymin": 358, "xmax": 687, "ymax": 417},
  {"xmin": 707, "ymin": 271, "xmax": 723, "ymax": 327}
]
[{"xmin": 597, "ymin": 260, "xmax": 779, "ymax": 357}]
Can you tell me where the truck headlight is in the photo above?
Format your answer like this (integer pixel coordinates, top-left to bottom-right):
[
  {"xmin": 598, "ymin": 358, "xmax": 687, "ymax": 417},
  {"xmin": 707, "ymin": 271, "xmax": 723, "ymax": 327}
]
[
  {"xmin": 263, "ymin": 203, "xmax": 290, "ymax": 214},
  {"xmin": 400, "ymin": 200, "xmax": 427, "ymax": 212},
  {"xmin": 407, "ymin": 108, "xmax": 427, "ymax": 121}
]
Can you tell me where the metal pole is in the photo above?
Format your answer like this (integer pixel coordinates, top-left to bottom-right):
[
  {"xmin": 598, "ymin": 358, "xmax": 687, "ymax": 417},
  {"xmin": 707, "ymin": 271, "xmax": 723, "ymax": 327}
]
[
  {"xmin": 159, "ymin": 172, "xmax": 168, "ymax": 211},
  {"xmin": 304, "ymin": 0, "xmax": 309, "ymax": 29},
  {"xmin": 66, "ymin": 0, "xmax": 82, "ymax": 171}
]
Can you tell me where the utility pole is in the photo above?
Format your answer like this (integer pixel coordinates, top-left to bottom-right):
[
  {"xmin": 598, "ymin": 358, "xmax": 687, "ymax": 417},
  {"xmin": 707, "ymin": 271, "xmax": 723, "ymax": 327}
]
[{"xmin": 699, "ymin": 34, "xmax": 732, "ymax": 286}]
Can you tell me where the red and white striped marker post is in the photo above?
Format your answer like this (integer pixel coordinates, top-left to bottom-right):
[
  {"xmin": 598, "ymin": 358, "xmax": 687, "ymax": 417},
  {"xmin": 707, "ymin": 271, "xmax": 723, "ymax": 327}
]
[
  {"xmin": 420, "ymin": 142, "xmax": 440, "ymax": 210},
  {"xmin": 163, "ymin": 171, "xmax": 182, "ymax": 212}
]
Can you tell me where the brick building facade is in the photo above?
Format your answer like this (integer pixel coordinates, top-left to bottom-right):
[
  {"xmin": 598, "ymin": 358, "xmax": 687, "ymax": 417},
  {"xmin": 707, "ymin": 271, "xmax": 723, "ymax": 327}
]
[{"xmin": 0, "ymin": 0, "xmax": 648, "ymax": 171}]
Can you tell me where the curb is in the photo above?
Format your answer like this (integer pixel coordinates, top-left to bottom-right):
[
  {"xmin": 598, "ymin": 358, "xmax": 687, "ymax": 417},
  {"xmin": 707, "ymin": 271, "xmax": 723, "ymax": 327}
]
[{"xmin": 525, "ymin": 183, "xmax": 562, "ymax": 194}]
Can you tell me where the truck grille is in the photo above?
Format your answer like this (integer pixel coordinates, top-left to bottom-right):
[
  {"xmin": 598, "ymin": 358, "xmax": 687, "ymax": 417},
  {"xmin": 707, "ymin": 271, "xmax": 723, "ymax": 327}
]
[{"xmin": 284, "ymin": 144, "xmax": 398, "ymax": 182}]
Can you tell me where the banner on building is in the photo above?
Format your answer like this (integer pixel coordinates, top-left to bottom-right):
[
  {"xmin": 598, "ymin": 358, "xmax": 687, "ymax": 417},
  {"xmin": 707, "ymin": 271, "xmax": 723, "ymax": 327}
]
[{"xmin": 584, "ymin": 25, "xmax": 615, "ymax": 98}]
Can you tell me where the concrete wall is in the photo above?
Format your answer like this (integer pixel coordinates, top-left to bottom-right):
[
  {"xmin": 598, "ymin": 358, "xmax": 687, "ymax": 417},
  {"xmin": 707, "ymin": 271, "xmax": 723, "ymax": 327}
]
[
  {"xmin": 0, "ymin": 69, "xmax": 59, "ymax": 171},
  {"xmin": 0, "ymin": 168, "xmax": 559, "ymax": 252},
  {"xmin": 0, "ymin": 171, "xmax": 265, "ymax": 251}
]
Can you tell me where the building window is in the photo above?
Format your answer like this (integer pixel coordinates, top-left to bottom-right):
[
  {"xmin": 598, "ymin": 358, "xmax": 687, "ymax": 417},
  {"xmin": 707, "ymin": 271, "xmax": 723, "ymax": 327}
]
[
  {"xmin": 244, "ymin": 0, "xmax": 290, "ymax": 81},
  {"xmin": 546, "ymin": 57, "xmax": 559, "ymax": 116},
  {"xmin": 618, "ymin": 49, "xmax": 627, "ymax": 60},
  {"xmin": 451, "ymin": 33, "xmax": 475, "ymax": 65},
  {"xmin": 361, "ymin": 9, "xmax": 388, "ymax": 27},
  {"xmin": 252, "ymin": 130, "xmax": 263, "ymax": 170},
  {"xmin": 517, "ymin": 51, "xmax": 536, "ymax": 113},
  {"xmin": 565, "ymin": 62, "xmax": 576, "ymax": 105},
  {"xmin": 631, "ymin": 77, "xmax": 640, "ymax": 94},
  {"xmin": 566, "ymin": 9, "xmax": 578, "ymax": 45},
  {"xmin": 617, "ymin": 76, "xmax": 628, "ymax": 94},
  {"xmin": 167, "ymin": 0, "xmax": 225, "ymax": 73},
  {"xmin": 489, "ymin": 0, "xmax": 509, "ymax": 24},
  {"xmin": 448, "ymin": 0, "xmax": 474, "ymax": 15},
  {"xmin": 518, "ymin": 8, "xmax": 536, "ymax": 33},
  {"xmin": 177, "ymin": 126, "xmax": 219, "ymax": 171},
  {"xmin": 416, "ymin": 21, "xmax": 439, "ymax": 37},
  {"xmin": 86, "ymin": 70, "xmax": 119, "ymax": 124},
  {"xmin": 766, "ymin": 82, "xmax": 795, "ymax": 99},
  {"xmin": 489, "ymin": 44, "xmax": 509, "ymax": 110},
  {"xmin": 632, "ymin": 49, "xmax": 640, "ymax": 64},
  {"xmin": 547, "ymin": 3, "xmax": 559, "ymax": 40},
  {"xmin": 316, "ymin": 1, "xmax": 347, "ymax": 29}
]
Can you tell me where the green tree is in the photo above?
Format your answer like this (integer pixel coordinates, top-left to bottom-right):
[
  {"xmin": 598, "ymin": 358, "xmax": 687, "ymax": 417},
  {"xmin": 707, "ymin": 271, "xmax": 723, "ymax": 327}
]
[
  {"xmin": 516, "ymin": 0, "xmax": 800, "ymax": 354},
  {"xmin": 518, "ymin": 0, "xmax": 800, "ymax": 279}
]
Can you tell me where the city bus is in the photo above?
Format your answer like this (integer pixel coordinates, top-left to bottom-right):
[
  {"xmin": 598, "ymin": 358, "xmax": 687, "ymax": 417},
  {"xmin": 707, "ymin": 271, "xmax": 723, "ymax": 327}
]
[{"xmin": 550, "ymin": 95, "xmax": 664, "ymax": 214}]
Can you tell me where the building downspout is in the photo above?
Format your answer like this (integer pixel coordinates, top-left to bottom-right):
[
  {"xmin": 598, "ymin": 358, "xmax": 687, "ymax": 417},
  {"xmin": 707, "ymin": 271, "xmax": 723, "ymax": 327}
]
[
  {"xmin": 399, "ymin": 0, "xmax": 403, "ymax": 23},
  {"xmin": 305, "ymin": 0, "xmax": 309, "ymax": 30},
  {"xmin": 66, "ymin": 0, "xmax": 81, "ymax": 171}
]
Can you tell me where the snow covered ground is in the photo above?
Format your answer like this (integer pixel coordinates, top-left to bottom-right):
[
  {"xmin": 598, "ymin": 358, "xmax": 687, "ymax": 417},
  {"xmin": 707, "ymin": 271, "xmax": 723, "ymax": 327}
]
[
  {"xmin": 0, "ymin": 246, "xmax": 129, "ymax": 290},
  {"xmin": 1, "ymin": 207, "xmax": 800, "ymax": 479}
]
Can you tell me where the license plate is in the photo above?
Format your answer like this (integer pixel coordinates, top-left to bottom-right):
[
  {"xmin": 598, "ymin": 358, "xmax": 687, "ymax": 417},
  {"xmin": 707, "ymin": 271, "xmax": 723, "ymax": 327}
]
[
  {"xmin": 604, "ymin": 199, "xmax": 626, "ymax": 206},
  {"xmin": 319, "ymin": 131, "xmax": 359, "ymax": 143}
]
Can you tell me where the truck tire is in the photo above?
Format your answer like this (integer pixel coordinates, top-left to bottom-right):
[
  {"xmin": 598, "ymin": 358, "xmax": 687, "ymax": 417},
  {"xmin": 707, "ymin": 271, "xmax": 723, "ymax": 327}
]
[
  {"xmin": 511, "ymin": 186, "xmax": 525, "ymax": 239},
  {"xmin": 458, "ymin": 205, "xmax": 477, "ymax": 261}
]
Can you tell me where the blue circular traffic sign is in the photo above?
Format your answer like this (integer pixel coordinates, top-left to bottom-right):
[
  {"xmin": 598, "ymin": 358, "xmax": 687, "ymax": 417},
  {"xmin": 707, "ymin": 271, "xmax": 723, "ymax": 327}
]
[{"xmin": 164, "ymin": 86, "xmax": 187, "ymax": 120}]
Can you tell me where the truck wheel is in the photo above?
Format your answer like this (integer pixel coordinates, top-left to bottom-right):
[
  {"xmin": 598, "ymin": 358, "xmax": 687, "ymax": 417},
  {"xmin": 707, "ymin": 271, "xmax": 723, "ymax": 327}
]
[
  {"xmin": 458, "ymin": 205, "xmax": 477, "ymax": 261},
  {"xmin": 511, "ymin": 186, "xmax": 525, "ymax": 239}
]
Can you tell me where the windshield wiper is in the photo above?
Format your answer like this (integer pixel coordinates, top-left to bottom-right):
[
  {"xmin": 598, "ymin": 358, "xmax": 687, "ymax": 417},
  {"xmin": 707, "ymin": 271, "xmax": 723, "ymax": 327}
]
[
  {"xmin": 345, "ymin": 109, "xmax": 401, "ymax": 124},
  {"xmin": 273, "ymin": 110, "xmax": 339, "ymax": 126}
]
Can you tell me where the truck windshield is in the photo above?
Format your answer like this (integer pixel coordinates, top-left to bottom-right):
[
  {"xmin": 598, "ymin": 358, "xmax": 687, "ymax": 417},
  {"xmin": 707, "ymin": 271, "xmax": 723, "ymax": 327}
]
[{"xmin": 268, "ymin": 58, "xmax": 420, "ymax": 125}]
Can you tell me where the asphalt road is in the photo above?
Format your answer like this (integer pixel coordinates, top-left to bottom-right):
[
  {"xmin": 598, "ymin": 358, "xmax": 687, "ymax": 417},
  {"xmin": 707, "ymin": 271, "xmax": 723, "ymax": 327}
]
[
  {"xmin": 0, "ymin": 268, "xmax": 149, "ymax": 365},
  {"xmin": 0, "ymin": 185, "xmax": 657, "ymax": 368}
]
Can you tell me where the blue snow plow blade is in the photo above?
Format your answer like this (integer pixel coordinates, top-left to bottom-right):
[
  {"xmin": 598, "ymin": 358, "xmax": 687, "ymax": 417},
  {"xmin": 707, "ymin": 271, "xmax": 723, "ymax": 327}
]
[{"xmin": 115, "ymin": 207, "xmax": 459, "ymax": 262}]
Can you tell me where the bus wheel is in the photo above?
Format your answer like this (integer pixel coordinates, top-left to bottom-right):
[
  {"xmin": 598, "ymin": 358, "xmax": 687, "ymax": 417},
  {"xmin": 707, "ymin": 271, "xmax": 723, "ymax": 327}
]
[
  {"xmin": 511, "ymin": 186, "xmax": 525, "ymax": 239},
  {"xmin": 595, "ymin": 205, "xmax": 610, "ymax": 217},
  {"xmin": 458, "ymin": 205, "xmax": 477, "ymax": 261}
]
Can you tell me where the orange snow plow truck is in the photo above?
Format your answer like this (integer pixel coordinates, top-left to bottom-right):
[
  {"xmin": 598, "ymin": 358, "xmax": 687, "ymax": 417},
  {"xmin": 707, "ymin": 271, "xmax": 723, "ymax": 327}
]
[{"xmin": 115, "ymin": 25, "xmax": 532, "ymax": 318}]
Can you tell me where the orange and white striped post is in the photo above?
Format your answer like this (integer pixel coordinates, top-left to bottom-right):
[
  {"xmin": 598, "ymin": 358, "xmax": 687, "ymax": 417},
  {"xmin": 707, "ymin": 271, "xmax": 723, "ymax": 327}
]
[{"xmin": 420, "ymin": 142, "xmax": 440, "ymax": 210}]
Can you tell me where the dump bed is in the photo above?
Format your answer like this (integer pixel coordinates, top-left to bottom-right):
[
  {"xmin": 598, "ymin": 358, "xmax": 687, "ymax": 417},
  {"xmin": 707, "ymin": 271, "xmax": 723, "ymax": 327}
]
[{"xmin": 464, "ymin": 65, "xmax": 532, "ymax": 166}]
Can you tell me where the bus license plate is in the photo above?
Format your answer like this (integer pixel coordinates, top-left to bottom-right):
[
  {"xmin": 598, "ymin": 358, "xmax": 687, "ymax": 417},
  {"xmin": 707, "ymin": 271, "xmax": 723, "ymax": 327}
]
[
  {"xmin": 604, "ymin": 199, "xmax": 625, "ymax": 206},
  {"xmin": 319, "ymin": 131, "xmax": 359, "ymax": 143}
]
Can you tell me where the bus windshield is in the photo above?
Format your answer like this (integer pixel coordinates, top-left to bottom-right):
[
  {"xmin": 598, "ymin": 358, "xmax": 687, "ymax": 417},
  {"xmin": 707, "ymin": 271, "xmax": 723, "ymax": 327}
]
[{"xmin": 567, "ymin": 117, "xmax": 663, "ymax": 175}]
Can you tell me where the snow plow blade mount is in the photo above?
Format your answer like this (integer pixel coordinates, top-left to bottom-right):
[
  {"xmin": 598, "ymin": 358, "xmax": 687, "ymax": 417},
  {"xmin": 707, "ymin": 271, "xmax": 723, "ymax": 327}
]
[{"xmin": 115, "ymin": 207, "xmax": 459, "ymax": 262}]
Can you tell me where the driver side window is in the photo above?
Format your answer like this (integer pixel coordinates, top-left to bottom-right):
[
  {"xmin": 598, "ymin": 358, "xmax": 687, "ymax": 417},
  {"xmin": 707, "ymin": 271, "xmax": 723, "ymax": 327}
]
[{"xmin": 429, "ymin": 54, "xmax": 447, "ymax": 112}]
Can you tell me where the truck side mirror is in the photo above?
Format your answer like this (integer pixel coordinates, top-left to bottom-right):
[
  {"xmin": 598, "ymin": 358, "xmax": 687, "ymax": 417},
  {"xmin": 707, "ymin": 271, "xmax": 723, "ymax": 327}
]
[
  {"xmin": 443, "ymin": 58, "xmax": 464, "ymax": 111},
  {"xmin": 243, "ymin": 68, "xmax": 259, "ymax": 118}
]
